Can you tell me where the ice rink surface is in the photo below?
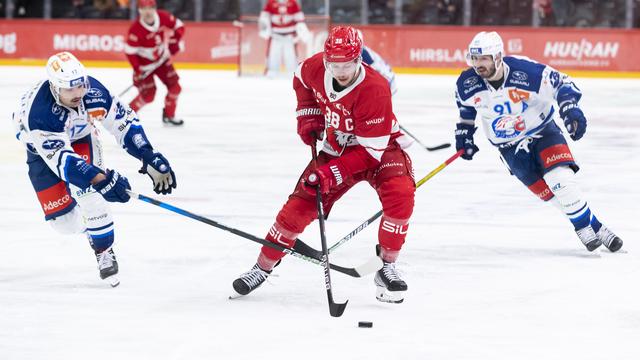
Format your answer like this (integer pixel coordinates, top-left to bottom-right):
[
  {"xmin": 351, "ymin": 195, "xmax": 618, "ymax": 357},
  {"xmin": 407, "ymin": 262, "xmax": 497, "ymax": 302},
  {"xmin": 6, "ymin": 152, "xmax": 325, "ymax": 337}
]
[{"xmin": 1, "ymin": 66, "xmax": 639, "ymax": 360}]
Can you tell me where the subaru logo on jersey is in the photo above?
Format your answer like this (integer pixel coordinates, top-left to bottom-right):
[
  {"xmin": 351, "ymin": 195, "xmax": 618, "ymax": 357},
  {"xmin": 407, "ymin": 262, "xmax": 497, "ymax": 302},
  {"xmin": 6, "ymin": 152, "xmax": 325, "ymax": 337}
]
[
  {"xmin": 469, "ymin": 47, "xmax": 482, "ymax": 55},
  {"xmin": 512, "ymin": 71, "xmax": 528, "ymax": 81},
  {"xmin": 463, "ymin": 76, "xmax": 478, "ymax": 88},
  {"xmin": 51, "ymin": 103, "xmax": 62, "ymax": 115},
  {"xmin": 86, "ymin": 88, "xmax": 103, "ymax": 98},
  {"xmin": 42, "ymin": 139, "xmax": 65, "ymax": 150},
  {"xmin": 491, "ymin": 114, "xmax": 526, "ymax": 139}
]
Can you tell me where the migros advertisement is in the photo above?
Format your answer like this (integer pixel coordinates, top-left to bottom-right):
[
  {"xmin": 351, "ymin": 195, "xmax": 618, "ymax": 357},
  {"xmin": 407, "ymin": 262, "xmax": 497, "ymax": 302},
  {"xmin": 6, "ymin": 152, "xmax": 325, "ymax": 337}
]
[{"xmin": 1, "ymin": 20, "xmax": 639, "ymax": 75}]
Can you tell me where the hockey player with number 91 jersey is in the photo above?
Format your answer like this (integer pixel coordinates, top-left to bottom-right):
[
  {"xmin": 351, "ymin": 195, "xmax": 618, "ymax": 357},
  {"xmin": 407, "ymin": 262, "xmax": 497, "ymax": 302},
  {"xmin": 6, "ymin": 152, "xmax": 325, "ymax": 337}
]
[
  {"xmin": 232, "ymin": 26, "xmax": 415, "ymax": 304},
  {"xmin": 454, "ymin": 31, "xmax": 622, "ymax": 252}
]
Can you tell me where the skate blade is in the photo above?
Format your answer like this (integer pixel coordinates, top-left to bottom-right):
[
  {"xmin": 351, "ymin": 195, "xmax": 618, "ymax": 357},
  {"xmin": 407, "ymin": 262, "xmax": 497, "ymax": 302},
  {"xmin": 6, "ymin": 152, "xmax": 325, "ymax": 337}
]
[
  {"xmin": 375, "ymin": 286, "xmax": 404, "ymax": 304},
  {"xmin": 104, "ymin": 275, "xmax": 120, "ymax": 288},
  {"xmin": 228, "ymin": 290, "xmax": 245, "ymax": 300}
]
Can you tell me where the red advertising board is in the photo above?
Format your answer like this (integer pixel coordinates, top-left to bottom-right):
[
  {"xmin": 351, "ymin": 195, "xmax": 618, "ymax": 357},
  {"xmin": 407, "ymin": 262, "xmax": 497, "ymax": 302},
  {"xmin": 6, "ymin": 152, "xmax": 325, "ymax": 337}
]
[
  {"xmin": 358, "ymin": 25, "xmax": 640, "ymax": 73},
  {"xmin": 1, "ymin": 20, "xmax": 640, "ymax": 74},
  {"xmin": 0, "ymin": 19, "xmax": 239, "ymax": 65}
]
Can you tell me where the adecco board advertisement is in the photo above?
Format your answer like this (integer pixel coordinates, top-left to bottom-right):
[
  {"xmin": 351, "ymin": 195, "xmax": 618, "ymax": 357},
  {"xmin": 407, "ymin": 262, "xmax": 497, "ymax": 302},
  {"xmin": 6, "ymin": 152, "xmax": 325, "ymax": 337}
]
[{"xmin": 1, "ymin": 20, "xmax": 640, "ymax": 73}]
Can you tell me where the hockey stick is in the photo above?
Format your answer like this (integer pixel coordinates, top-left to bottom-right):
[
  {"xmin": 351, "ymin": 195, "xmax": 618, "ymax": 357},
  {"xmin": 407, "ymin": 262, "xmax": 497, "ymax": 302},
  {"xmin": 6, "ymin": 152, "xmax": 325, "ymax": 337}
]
[
  {"xmin": 309, "ymin": 142, "xmax": 348, "ymax": 317},
  {"xmin": 126, "ymin": 190, "xmax": 380, "ymax": 278},
  {"xmin": 400, "ymin": 124, "xmax": 451, "ymax": 151},
  {"xmin": 327, "ymin": 149, "xmax": 464, "ymax": 253},
  {"xmin": 118, "ymin": 52, "xmax": 170, "ymax": 98}
]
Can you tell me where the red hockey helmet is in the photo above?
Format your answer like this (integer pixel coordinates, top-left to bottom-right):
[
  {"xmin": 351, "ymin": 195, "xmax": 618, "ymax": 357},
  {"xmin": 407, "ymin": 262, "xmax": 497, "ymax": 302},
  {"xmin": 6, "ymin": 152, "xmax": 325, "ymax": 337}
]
[
  {"xmin": 138, "ymin": 0, "xmax": 157, "ymax": 8},
  {"xmin": 324, "ymin": 26, "xmax": 363, "ymax": 63}
]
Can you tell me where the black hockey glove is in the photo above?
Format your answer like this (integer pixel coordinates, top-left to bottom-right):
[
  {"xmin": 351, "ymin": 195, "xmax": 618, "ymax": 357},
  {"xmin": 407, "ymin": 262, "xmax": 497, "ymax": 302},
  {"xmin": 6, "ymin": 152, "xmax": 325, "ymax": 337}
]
[
  {"xmin": 455, "ymin": 123, "xmax": 479, "ymax": 160},
  {"xmin": 559, "ymin": 101, "xmax": 587, "ymax": 141}
]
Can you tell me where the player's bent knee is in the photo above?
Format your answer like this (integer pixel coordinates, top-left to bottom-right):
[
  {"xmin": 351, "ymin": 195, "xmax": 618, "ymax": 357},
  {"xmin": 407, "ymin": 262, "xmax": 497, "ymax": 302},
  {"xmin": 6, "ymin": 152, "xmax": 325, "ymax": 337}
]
[
  {"xmin": 543, "ymin": 166, "xmax": 577, "ymax": 194},
  {"xmin": 48, "ymin": 206, "xmax": 86, "ymax": 234},
  {"xmin": 168, "ymin": 82, "xmax": 181, "ymax": 95},
  {"xmin": 378, "ymin": 176, "xmax": 415, "ymax": 220},
  {"xmin": 141, "ymin": 88, "xmax": 157, "ymax": 103}
]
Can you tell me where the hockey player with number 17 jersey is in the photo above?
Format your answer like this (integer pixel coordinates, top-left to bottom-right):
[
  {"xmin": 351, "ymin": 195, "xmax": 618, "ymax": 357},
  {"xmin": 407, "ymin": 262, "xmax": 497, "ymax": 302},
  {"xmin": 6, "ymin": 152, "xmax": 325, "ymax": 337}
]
[
  {"xmin": 12, "ymin": 51, "xmax": 177, "ymax": 287},
  {"xmin": 454, "ymin": 31, "xmax": 622, "ymax": 252}
]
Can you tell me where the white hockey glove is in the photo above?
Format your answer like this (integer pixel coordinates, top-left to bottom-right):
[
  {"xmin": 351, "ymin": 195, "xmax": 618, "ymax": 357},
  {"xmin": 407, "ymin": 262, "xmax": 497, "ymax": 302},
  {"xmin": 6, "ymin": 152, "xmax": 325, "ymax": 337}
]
[{"xmin": 140, "ymin": 150, "xmax": 177, "ymax": 195}]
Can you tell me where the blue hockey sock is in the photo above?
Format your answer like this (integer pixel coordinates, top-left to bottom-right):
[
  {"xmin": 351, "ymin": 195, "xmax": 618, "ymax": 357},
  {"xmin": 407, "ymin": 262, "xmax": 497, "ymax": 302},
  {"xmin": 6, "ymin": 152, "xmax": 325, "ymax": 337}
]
[{"xmin": 590, "ymin": 215, "xmax": 603, "ymax": 233}]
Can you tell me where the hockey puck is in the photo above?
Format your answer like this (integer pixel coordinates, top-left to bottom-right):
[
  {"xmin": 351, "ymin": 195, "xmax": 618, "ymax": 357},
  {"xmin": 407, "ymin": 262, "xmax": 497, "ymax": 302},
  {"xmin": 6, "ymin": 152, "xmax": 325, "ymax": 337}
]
[{"xmin": 358, "ymin": 321, "xmax": 373, "ymax": 328}]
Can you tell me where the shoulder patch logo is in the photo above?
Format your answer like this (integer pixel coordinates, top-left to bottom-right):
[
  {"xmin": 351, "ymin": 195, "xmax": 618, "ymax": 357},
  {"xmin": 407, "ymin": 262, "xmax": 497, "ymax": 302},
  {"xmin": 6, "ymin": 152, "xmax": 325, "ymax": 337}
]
[
  {"xmin": 86, "ymin": 88, "xmax": 103, "ymax": 98},
  {"xmin": 51, "ymin": 104, "xmax": 62, "ymax": 115},
  {"xmin": 512, "ymin": 71, "xmax": 528, "ymax": 81},
  {"xmin": 463, "ymin": 76, "xmax": 478, "ymax": 88}
]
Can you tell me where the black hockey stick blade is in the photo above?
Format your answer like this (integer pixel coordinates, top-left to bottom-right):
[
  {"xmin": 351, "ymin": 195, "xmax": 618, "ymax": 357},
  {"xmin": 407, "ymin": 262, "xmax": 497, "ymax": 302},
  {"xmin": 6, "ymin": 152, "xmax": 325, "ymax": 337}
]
[
  {"xmin": 425, "ymin": 142, "xmax": 451, "ymax": 151},
  {"xmin": 293, "ymin": 239, "xmax": 382, "ymax": 277},
  {"xmin": 329, "ymin": 298, "xmax": 349, "ymax": 317}
]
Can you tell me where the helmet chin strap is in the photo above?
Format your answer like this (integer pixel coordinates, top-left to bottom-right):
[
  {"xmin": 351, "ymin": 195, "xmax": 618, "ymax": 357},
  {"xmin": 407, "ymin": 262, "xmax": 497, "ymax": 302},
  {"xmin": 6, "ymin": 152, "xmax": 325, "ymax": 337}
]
[
  {"xmin": 487, "ymin": 55, "xmax": 504, "ymax": 81},
  {"xmin": 49, "ymin": 83, "xmax": 63, "ymax": 105}
]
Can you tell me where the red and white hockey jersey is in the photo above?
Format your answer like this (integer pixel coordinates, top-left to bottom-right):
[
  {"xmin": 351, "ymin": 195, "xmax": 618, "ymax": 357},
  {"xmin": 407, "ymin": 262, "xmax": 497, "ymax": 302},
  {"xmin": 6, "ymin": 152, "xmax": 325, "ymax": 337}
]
[
  {"xmin": 125, "ymin": 9, "xmax": 184, "ymax": 73},
  {"xmin": 294, "ymin": 53, "xmax": 402, "ymax": 164},
  {"xmin": 260, "ymin": 0, "xmax": 305, "ymax": 36}
]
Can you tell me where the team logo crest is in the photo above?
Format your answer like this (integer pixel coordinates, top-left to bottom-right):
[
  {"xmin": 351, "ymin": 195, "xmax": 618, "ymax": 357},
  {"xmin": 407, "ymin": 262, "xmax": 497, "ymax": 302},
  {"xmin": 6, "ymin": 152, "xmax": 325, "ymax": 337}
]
[
  {"xmin": 491, "ymin": 114, "xmax": 526, "ymax": 139},
  {"xmin": 51, "ymin": 103, "xmax": 62, "ymax": 115}
]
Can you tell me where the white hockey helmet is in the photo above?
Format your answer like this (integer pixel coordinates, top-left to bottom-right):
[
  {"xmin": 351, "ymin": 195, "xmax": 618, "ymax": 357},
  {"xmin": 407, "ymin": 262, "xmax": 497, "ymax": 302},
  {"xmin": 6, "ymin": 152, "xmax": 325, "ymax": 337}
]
[
  {"xmin": 466, "ymin": 31, "xmax": 504, "ymax": 66},
  {"xmin": 46, "ymin": 51, "xmax": 88, "ymax": 103}
]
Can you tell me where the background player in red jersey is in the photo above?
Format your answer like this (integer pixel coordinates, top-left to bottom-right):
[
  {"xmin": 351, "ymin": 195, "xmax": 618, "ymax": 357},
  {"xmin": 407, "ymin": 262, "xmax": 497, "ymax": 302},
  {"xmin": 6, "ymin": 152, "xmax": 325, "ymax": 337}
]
[
  {"xmin": 232, "ymin": 26, "xmax": 415, "ymax": 304},
  {"xmin": 258, "ymin": 0, "xmax": 310, "ymax": 77},
  {"xmin": 125, "ymin": 0, "xmax": 185, "ymax": 125}
]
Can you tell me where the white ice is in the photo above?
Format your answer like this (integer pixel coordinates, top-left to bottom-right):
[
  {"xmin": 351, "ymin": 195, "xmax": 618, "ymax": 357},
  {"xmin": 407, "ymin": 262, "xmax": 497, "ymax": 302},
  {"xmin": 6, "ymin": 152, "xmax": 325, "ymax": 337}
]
[{"xmin": 1, "ymin": 67, "xmax": 639, "ymax": 360}]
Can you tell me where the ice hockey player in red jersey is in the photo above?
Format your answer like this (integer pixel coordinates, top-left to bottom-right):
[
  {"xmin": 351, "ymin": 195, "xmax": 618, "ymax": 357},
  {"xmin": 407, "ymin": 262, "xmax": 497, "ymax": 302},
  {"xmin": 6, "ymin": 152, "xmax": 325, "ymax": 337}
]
[
  {"xmin": 259, "ymin": 0, "xmax": 310, "ymax": 77},
  {"xmin": 232, "ymin": 26, "xmax": 415, "ymax": 304},
  {"xmin": 125, "ymin": 0, "xmax": 185, "ymax": 125}
]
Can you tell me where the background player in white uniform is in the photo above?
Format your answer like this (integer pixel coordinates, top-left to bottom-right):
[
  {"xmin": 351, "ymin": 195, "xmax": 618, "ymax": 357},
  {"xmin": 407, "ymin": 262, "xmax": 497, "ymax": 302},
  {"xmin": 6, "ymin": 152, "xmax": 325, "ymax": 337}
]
[
  {"xmin": 12, "ymin": 52, "xmax": 177, "ymax": 286},
  {"xmin": 358, "ymin": 30, "xmax": 397, "ymax": 95},
  {"xmin": 454, "ymin": 31, "xmax": 622, "ymax": 252}
]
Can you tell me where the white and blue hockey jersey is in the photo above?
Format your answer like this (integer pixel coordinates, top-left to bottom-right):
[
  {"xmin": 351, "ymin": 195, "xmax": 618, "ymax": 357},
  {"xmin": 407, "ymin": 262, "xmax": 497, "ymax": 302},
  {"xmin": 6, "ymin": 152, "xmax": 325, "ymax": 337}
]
[
  {"xmin": 455, "ymin": 56, "xmax": 582, "ymax": 147},
  {"xmin": 362, "ymin": 46, "xmax": 397, "ymax": 95},
  {"xmin": 12, "ymin": 76, "xmax": 153, "ymax": 189}
]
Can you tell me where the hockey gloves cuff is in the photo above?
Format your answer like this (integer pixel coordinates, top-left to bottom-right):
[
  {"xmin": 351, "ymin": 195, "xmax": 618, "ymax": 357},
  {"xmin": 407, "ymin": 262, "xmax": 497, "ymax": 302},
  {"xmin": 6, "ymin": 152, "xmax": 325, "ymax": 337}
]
[
  {"xmin": 296, "ymin": 108, "xmax": 325, "ymax": 146},
  {"xmin": 94, "ymin": 169, "xmax": 131, "ymax": 203},
  {"xmin": 140, "ymin": 150, "xmax": 177, "ymax": 195},
  {"xmin": 302, "ymin": 160, "xmax": 348, "ymax": 196},
  {"xmin": 455, "ymin": 123, "xmax": 480, "ymax": 160},
  {"xmin": 559, "ymin": 101, "xmax": 587, "ymax": 141}
]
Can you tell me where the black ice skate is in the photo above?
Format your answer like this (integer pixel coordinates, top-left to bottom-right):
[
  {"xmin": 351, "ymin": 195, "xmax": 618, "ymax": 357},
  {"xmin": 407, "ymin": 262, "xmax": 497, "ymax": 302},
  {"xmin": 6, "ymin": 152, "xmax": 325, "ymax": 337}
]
[
  {"xmin": 374, "ymin": 261, "xmax": 407, "ymax": 304},
  {"xmin": 596, "ymin": 225, "xmax": 623, "ymax": 252},
  {"xmin": 96, "ymin": 247, "xmax": 119, "ymax": 287},
  {"xmin": 162, "ymin": 108, "xmax": 184, "ymax": 126},
  {"xmin": 575, "ymin": 225, "xmax": 602, "ymax": 252},
  {"xmin": 230, "ymin": 264, "xmax": 271, "ymax": 298}
]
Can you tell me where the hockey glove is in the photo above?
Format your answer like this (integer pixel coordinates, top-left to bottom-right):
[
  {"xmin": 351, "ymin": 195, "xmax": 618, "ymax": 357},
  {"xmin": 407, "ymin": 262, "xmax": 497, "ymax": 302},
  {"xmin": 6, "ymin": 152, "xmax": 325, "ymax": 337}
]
[
  {"xmin": 140, "ymin": 150, "xmax": 177, "ymax": 195},
  {"xmin": 559, "ymin": 101, "xmax": 586, "ymax": 141},
  {"xmin": 297, "ymin": 108, "xmax": 325, "ymax": 146},
  {"xmin": 455, "ymin": 123, "xmax": 480, "ymax": 160},
  {"xmin": 93, "ymin": 170, "xmax": 131, "ymax": 203},
  {"xmin": 302, "ymin": 160, "xmax": 348, "ymax": 196}
]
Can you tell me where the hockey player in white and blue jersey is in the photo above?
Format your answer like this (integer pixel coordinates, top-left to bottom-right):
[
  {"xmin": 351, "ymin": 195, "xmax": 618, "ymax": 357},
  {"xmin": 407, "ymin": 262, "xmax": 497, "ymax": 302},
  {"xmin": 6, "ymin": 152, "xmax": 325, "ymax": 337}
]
[
  {"xmin": 12, "ymin": 52, "xmax": 177, "ymax": 286},
  {"xmin": 362, "ymin": 45, "xmax": 397, "ymax": 95},
  {"xmin": 454, "ymin": 31, "xmax": 622, "ymax": 252}
]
